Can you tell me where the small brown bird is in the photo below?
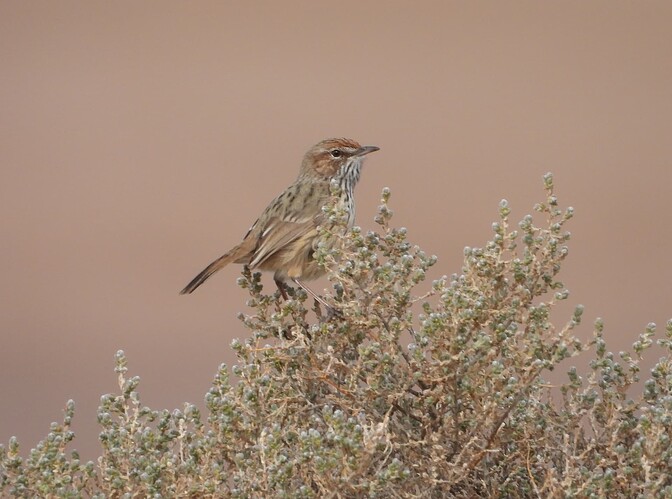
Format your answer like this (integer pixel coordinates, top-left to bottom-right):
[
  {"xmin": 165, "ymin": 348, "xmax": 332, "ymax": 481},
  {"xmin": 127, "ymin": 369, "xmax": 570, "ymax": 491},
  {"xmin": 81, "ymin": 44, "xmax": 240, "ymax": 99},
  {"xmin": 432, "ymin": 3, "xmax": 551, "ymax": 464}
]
[{"xmin": 180, "ymin": 138, "xmax": 379, "ymax": 304}]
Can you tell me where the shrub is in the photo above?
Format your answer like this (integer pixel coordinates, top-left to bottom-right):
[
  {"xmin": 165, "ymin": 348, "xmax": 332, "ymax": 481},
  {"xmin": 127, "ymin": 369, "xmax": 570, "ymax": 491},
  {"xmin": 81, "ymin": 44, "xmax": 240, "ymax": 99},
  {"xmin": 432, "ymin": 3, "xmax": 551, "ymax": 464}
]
[{"xmin": 2, "ymin": 174, "xmax": 671, "ymax": 497}]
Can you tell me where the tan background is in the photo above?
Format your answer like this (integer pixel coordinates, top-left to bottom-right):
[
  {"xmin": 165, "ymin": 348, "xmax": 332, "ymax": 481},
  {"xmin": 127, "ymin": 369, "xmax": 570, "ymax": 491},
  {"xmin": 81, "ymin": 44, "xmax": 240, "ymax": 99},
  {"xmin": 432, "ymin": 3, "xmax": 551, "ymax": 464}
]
[{"xmin": 1, "ymin": 1, "xmax": 671, "ymax": 459}]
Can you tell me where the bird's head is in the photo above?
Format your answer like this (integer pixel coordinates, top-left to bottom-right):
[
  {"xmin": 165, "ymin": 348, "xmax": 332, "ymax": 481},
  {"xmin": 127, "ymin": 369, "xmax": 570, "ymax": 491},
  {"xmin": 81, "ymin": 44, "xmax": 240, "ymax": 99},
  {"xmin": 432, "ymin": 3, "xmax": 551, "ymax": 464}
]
[{"xmin": 300, "ymin": 138, "xmax": 379, "ymax": 179}]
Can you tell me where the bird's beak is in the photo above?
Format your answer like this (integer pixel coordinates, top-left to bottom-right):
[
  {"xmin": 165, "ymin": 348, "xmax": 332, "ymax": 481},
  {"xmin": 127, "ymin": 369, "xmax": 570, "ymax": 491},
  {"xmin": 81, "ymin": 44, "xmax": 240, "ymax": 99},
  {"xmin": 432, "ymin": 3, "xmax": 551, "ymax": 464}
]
[{"xmin": 353, "ymin": 145, "xmax": 380, "ymax": 157}]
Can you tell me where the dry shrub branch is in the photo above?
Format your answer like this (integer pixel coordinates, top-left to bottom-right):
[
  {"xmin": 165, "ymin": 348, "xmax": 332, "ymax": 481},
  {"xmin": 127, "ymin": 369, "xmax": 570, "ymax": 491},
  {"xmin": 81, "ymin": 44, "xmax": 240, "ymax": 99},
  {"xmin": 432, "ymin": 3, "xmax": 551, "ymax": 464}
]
[{"xmin": 2, "ymin": 174, "xmax": 671, "ymax": 497}]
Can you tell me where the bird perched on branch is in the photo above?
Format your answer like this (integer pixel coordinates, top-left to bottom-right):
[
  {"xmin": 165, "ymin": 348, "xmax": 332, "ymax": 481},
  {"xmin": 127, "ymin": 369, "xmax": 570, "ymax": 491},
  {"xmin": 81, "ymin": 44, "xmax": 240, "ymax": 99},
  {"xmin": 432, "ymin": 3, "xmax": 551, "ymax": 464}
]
[{"xmin": 180, "ymin": 137, "xmax": 379, "ymax": 306}]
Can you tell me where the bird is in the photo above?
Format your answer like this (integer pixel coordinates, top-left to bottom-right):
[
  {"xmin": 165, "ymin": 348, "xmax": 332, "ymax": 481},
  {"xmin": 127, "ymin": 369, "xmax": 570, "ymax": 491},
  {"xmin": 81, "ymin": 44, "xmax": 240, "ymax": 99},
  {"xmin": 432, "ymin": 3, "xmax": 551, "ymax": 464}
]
[{"xmin": 180, "ymin": 137, "xmax": 379, "ymax": 306}]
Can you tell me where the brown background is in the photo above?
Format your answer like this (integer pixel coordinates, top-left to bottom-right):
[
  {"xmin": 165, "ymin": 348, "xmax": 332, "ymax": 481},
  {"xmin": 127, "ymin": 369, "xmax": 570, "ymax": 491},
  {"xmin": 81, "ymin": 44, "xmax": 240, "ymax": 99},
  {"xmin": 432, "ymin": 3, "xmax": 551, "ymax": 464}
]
[{"xmin": 1, "ymin": 1, "xmax": 671, "ymax": 460}]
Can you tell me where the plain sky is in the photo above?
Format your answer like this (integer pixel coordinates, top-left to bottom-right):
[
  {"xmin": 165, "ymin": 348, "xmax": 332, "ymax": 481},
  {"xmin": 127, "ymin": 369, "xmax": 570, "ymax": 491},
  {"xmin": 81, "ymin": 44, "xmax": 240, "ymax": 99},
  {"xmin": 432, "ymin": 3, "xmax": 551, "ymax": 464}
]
[{"xmin": 1, "ymin": 1, "xmax": 671, "ymax": 459}]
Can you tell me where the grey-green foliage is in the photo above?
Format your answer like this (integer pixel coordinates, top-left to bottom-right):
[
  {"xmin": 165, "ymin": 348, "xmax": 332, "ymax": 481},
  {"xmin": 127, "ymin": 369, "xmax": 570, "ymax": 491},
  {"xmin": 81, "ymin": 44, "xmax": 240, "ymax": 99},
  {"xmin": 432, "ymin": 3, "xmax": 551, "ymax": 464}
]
[{"xmin": 1, "ymin": 174, "xmax": 671, "ymax": 497}]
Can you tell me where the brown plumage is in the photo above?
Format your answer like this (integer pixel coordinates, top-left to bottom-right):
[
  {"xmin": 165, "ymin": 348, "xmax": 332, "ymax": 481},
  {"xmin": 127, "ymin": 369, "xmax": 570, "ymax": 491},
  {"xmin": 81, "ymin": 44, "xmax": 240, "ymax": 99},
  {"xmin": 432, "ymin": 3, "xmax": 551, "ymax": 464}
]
[{"xmin": 180, "ymin": 138, "xmax": 379, "ymax": 302}]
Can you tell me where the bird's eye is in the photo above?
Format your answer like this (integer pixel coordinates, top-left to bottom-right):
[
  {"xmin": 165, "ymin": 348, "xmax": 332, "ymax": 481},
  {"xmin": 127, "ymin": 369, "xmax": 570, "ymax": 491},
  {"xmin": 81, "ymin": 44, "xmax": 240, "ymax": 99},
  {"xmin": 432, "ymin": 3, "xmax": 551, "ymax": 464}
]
[{"xmin": 330, "ymin": 149, "xmax": 342, "ymax": 158}]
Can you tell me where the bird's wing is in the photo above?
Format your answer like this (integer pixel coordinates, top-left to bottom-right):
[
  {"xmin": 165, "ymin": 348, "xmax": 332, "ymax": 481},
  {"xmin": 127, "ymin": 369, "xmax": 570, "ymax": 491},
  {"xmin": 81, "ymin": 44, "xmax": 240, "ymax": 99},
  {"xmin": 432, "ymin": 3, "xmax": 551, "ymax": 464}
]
[
  {"xmin": 248, "ymin": 214, "xmax": 322, "ymax": 268},
  {"xmin": 240, "ymin": 181, "xmax": 332, "ymax": 268}
]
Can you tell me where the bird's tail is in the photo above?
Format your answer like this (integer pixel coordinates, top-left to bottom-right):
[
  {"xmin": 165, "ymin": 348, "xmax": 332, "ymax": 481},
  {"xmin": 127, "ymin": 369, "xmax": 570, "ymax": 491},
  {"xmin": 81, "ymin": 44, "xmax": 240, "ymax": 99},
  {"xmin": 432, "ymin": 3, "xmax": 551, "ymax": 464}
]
[{"xmin": 180, "ymin": 242, "xmax": 251, "ymax": 294}]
